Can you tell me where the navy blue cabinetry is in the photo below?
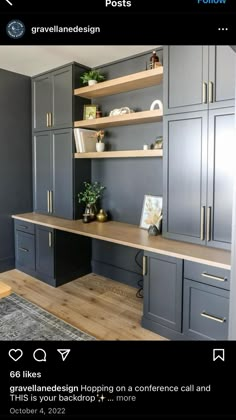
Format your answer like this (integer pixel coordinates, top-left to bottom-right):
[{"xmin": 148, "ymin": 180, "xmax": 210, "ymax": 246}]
[
  {"xmin": 14, "ymin": 220, "xmax": 91, "ymax": 287},
  {"xmin": 142, "ymin": 252, "xmax": 184, "ymax": 340}
]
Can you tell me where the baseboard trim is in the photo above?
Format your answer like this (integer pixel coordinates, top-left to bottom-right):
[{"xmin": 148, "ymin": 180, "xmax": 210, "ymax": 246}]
[{"xmin": 142, "ymin": 316, "xmax": 190, "ymax": 341}]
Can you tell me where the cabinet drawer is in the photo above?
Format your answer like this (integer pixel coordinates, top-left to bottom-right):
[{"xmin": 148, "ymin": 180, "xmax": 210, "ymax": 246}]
[
  {"xmin": 14, "ymin": 220, "xmax": 35, "ymax": 235},
  {"xmin": 15, "ymin": 231, "xmax": 35, "ymax": 270},
  {"xmin": 184, "ymin": 260, "xmax": 230, "ymax": 290},
  {"xmin": 183, "ymin": 279, "xmax": 229, "ymax": 340}
]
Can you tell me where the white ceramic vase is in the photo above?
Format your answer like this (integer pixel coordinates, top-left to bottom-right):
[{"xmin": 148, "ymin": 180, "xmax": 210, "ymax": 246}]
[
  {"xmin": 88, "ymin": 80, "xmax": 97, "ymax": 86},
  {"xmin": 96, "ymin": 142, "xmax": 105, "ymax": 152}
]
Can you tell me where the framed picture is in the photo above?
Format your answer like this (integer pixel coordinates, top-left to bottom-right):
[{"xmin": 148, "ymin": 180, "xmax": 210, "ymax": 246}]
[
  {"xmin": 83, "ymin": 104, "xmax": 97, "ymax": 120},
  {"xmin": 139, "ymin": 195, "xmax": 163, "ymax": 229}
]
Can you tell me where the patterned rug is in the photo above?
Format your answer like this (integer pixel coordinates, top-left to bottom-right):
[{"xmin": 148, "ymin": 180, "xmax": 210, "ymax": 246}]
[{"xmin": 0, "ymin": 293, "xmax": 96, "ymax": 341}]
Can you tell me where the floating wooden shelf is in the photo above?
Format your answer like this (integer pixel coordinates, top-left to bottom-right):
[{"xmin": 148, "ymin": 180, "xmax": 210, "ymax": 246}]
[
  {"xmin": 74, "ymin": 109, "xmax": 163, "ymax": 129},
  {"xmin": 74, "ymin": 67, "xmax": 163, "ymax": 99},
  {"xmin": 74, "ymin": 150, "xmax": 163, "ymax": 159}
]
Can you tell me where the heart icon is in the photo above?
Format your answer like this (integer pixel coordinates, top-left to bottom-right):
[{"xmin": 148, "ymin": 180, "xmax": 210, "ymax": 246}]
[{"xmin": 8, "ymin": 348, "xmax": 23, "ymax": 362}]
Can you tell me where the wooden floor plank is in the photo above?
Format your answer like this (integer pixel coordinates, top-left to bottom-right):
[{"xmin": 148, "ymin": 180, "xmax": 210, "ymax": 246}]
[{"xmin": 0, "ymin": 269, "xmax": 164, "ymax": 341}]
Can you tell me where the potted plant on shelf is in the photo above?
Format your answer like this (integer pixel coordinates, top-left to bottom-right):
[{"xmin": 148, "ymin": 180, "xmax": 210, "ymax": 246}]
[
  {"xmin": 78, "ymin": 181, "xmax": 106, "ymax": 222},
  {"xmin": 80, "ymin": 70, "xmax": 105, "ymax": 86},
  {"xmin": 96, "ymin": 130, "xmax": 105, "ymax": 152}
]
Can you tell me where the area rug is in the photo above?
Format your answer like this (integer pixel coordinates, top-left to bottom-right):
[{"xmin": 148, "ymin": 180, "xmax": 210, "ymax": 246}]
[{"xmin": 0, "ymin": 293, "xmax": 96, "ymax": 341}]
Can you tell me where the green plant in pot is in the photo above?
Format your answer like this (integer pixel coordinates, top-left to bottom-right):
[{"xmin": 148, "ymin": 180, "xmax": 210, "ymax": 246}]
[
  {"xmin": 80, "ymin": 70, "xmax": 105, "ymax": 86},
  {"xmin": 78, "ymin": 181, "xmax": 106, "ymax": 221}
]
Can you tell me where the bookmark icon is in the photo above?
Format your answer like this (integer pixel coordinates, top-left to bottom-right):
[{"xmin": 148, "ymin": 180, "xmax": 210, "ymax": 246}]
[{"xmin": 57, "ymin": 349, "xmax": 71, "ymax": 361}]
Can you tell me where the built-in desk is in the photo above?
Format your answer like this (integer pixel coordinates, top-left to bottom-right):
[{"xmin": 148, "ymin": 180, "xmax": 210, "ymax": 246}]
[
  {"xmin": 12, "ymin": 212, "xmax": 231, "ymax": 269},
  {"xmin": 12, "ymin": 212, "xmax": 232, "ymax": 340}
]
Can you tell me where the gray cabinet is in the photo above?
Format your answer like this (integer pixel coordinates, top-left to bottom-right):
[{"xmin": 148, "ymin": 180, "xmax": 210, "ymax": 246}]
[
  {"xmin": 33, "ymin": 129, "xmax": 76, "ymax": 219},
  {"xmin": 142, "ymin": 252, "xmax": 183, "ymax": 337},
  {"xmin": 32, "ymin": 73, "xmax": 52, "ymax": 131},
  {"xmin": 209, "ymin": 46, "xmax": 235, "ymax": 109},
  {"xmin": 163, "ymin": 107, "xmax": 235, "ymax": 249},
  {"xmin": 32, "ymin": 64, "xmax": 87, "ymax": 131},
  {"xmin": 15, "ymin": 230, "xmax": 35, "ymax": 271},
  {"xmin": 207, "ymin": 108, "xmax": 235, "ymax": 248},
  {"xmin": 183, "ymin": 261, "xmax": 230, "ymax": 340},
  {"xmin": 36, "ymin": 225, "xmax": 54, "ymax": 279},
  {"xmin": 33, "ymin": 131, "xmax": 51, "ymax": 214},
  {"xmin": 14, "ymin": 220, "xmax": 91, "ymax": 287},
  {"xmin": 164, "ymin": 45, "xmax": 235, "ymax": 114},
  {"xmin": 163, "ymin": 111, "xmax": 208, "ymax": 245}
]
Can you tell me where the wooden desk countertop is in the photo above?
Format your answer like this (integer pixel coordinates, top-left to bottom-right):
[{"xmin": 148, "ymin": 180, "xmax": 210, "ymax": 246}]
[{"xmin": 12, "ymin": 213, "xmax": 231, "ymax": 270}]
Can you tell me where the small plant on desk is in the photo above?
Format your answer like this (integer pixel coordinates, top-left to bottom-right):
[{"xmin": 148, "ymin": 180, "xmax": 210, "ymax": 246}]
[{"xmin": 78, "ymin": 181, "xmax": 106, "ymax": 221}]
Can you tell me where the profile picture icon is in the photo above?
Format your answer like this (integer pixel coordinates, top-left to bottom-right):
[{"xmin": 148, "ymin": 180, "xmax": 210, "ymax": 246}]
[{"xmin": 6, "ymin": 20, "xmax": 25, "ymax": 39}]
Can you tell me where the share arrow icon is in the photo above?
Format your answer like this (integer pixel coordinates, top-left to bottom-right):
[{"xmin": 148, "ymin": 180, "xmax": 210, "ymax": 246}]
[{"xmin": 57, "ymin": 349, "xmax": 71, "ymax": 361}]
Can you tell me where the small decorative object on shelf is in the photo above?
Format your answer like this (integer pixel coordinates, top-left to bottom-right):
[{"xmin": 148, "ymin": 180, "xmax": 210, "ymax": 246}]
[
  {"xmin": 96, "ymin": 109, "xmax": 103, "ymax": 118},
  {"xmin": 149, "ymin": 50, "xmax": 160, "ymax": 69},
  {"xmin": 143, "ymin": 144, "xmax": 149, "ymax": 150},
  {"xmin": 153, "ymin": 136, "xmax": 163, "ymax": 150},
  {"xmin": 83, "ymin": 104, "xmax": 97, "ymax": 120},
  {"xmin": 80, "ymin": 69, "xmax": 105, "ymax": 86},
  {"xmin": 96, "ymin": 209, "xmax": 108, "ymax": 223},
  {"xmin": 78, "ymin": 181, "xmax": 106, "ymax": 221},
  {"xmin": 150, "ymin": 99, "xmax": 163, "ymax": 112},
  {"xmin": 96, "ymin": 130, "xmax": 105, "ymax": 152},
  {"xmin": 109, "ymin": 107, "xmax": 134, "ymax": 116}
]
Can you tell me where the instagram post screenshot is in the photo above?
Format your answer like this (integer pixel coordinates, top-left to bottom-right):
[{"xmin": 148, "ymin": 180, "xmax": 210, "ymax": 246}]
[{"xmin": 0, "ymin": 1, "xmax": 236, "ymax": 419}]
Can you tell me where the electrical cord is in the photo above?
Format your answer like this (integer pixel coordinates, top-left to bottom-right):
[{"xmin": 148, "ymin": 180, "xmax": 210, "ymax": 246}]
[{"xmin": 135, "ymin": 250, "xmax": 143, "ymax": 298}]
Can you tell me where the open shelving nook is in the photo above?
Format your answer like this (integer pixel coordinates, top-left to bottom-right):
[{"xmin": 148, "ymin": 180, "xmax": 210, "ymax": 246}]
[
  {"xmin": 74, "ymin": 66, "xmax": 163, "ymax": 157},
  {"xmin": 74, "ymin": 67, "xmax": 163, "ymax": 99},
  {"xmin": 74, "ymin": 149, "xmax": 163, "ymax": 159}
]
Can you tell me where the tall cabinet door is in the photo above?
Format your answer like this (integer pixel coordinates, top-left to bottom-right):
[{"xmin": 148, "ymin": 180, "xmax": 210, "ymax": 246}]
[
  {"xmin": 209, "ymin": 46, "xmax": 235, "ymax": 109},
  {"xmin": 163, "ymin": 112, "xmax": 208, "ymax": 245},
  {"xmin": 52, "ymin": 66, "xmax": 73, "ymax": 129},
  {"xmin": 207, "ymin": 108, "xmax": 235, "ymax": 249},
  {"xmin": 164, "ymin": 45, "xmax": 208, "ymax": 114},
  {"xmin": 32, "ymin": 74, "xmax": 52, "ymax": 131},
  {"xmin": 33, "ymin": 132, "xmax": 52, "ymax": 214},
  {"xmin": 52, "ymin": 129, "xmax": 73, "ymax": 219}
]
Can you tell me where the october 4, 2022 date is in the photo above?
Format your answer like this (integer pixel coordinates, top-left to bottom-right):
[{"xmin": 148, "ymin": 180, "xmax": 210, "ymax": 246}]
[{"xmin": 9, "ymin": 407, "xmax": 66, "ymax": 415}]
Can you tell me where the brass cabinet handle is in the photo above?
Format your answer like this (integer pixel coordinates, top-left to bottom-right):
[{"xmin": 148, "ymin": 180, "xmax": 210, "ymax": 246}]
[
  {"xmin": 19, "ymin": 247, "xmax": 29, "ymax": 253},
  {"xmin": 143, "ymin": 256, "xmax": 147, "ymax": 276},
  {"xmin": 49, "ymin": 112, "xmax": 53, "ymax": 127},
  {"xmin": 49, "ymin": 190, "xmax": 53, "ymax": 213},
  {"xmin": 201, "ymin": 311, "xmax": 226, "ymax": 323},
  {"xmin": 48, "ymin": 232, "xmax": 52, "ymax": 248},
  {"xmin": 46, "ymin": 113, "xmax": 49, "ymax": 127},
  {"xmin": 18, "ymin": 225, "xmax": 28, "ymax": 229},
  {"xmin": 200, "ymin": 206, "xmax": 205, "ymax": 241},
  {"xmin": 202, "ymin": 82, "xmax": 207, "ymax": 104},
  {"xmin": 47, "ymin": 190, "xmax": 50, "ymax": 213},
  {"xmin": 201, "ymin": 272, "xmax": 227, "ymax": 282},
  {"xmin": 207, "ymin": 206, "xmax": 211, "ymax": 242},
  {"xmin": 209, "ymin": 81, "xmax": 214, "ymax": 103}
]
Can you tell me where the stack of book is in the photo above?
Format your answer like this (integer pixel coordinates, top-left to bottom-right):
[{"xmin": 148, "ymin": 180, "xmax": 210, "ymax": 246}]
[{"xmin": 74, "ymin": 128, "xmax": 97, "ymax": 153}]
